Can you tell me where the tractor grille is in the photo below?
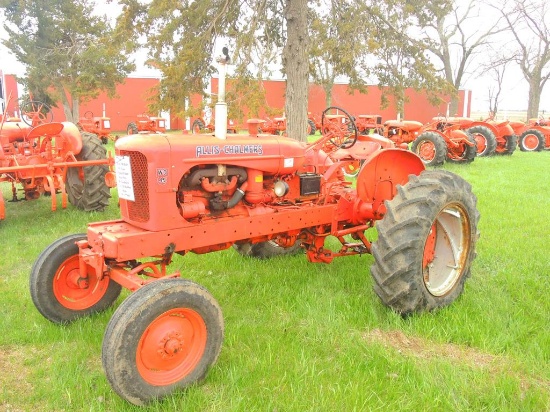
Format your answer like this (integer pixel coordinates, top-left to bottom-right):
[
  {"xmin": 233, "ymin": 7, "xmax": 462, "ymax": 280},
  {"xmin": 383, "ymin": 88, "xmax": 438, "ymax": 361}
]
[{"xmin": 120, "ymin": 150, "xmax": 150, "ymax": 222}]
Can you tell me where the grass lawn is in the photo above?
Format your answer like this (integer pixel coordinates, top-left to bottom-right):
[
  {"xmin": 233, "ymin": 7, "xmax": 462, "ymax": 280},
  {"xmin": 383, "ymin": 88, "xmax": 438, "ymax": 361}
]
[{"xmin": 0, "ymin": 147, "xmax": 549, "ymax": 411}]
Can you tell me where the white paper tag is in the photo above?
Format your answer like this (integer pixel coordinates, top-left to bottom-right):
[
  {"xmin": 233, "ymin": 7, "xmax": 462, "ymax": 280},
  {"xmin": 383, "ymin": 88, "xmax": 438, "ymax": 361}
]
[{"xmin": 115, "ymin": 155, "xmax": 135, "ymax": 201}]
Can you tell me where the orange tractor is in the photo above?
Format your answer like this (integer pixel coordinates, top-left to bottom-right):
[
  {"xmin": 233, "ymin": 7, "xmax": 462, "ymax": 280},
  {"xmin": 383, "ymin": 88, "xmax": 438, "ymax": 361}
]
[
  {"xmin": 30, "ymin": 57, "xmax": 480, "ymax": 406},
  {"xmin": 0, "ymin": 101, "xmax": 112, "ymax": 221},
  {"xmin": 77, "ymin": 111, "xmax": 113, "ymax": 144},
  {"xmin": 191, "ymin": 114, "xmax": 238, "ymax": 135},
  {"xmin": 433, "ymin": 116, "xmax": 517, "ymax": 156},
  {"xmin": 127, "ymin": 113, "xmax": 167, "ymax": 135},
  {"xmin": 509, "ymin": 117, "xmax": 550, "ymax": 151},
  {"xmin": 411, "ymin": 118, "xmax": 477, "ymax": 167}
]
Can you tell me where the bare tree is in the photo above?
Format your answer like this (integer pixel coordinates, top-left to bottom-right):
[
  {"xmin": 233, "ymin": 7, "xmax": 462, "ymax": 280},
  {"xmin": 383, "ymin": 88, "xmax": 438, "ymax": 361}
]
[
  {"xmin": 497, "ymin": 0, "xmax": 550, "ymax": 119},
  {"xmin": 422, "ymin": 0, "xmax": 505, "ymax": 116}
]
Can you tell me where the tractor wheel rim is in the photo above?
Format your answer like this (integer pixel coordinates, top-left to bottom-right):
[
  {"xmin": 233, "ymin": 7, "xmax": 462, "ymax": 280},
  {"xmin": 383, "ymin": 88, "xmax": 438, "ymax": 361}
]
[
  {"xmin": 473, "ymin": 134, "xmax": 487, "ymax": 154},
  {"xmin": 422, "ymin": 203, "xmax": 471, "ymax": 297},
  {"xmin": 417, "ymin": 141, "xmax": 436, "ymax": 161},
  {"xmin": 52, "ymin": 255, "xmax": 110, "ymax": 310},
  {"xmin": 523, "ymin": 134, "xmax": 539, "ymax": 150},
  {"xmin": 137, "ymin": 308, "xmax": 207, "ymax": 386}
]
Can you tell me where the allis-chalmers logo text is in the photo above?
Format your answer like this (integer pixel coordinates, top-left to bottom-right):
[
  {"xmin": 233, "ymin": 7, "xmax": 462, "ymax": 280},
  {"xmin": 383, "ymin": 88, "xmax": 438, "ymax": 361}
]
[{"xmin": 196, "ymin": 144, "xmax": 264, "ymax": 157}]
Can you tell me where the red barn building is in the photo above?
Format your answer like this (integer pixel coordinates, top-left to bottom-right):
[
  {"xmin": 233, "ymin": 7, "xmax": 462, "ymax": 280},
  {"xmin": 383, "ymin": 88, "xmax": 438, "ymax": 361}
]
[{"xmin": 1, "ymin": 71, "xmax": 471, "ymax": 131}]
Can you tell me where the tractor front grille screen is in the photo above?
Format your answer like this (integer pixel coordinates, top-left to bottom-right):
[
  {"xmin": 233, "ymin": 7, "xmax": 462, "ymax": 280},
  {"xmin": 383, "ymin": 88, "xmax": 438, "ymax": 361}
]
[{"xmin": 120, "ymin": 150, "xmax": 150, "ymax": 222}]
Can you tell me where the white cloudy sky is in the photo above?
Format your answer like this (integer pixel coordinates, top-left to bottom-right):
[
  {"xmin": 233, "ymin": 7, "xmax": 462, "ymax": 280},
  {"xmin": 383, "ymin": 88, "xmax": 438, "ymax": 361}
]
[{"xmin": 1, "ymin": 1, "xmax": 549, "ymax": 115}]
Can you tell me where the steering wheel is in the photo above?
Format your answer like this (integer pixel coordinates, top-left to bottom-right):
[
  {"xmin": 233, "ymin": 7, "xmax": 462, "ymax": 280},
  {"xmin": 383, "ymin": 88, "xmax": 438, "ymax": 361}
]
[
  {"xmin": 84, "ymin": 111, "xmax": 94, "ymax": 120},
  {"xmin": 320, "ymin": 106, "xmax": 358, "ymax": 152},
  {"xmin": 19, "ymin": 100, "xmax": 53, "ymax": 126}
]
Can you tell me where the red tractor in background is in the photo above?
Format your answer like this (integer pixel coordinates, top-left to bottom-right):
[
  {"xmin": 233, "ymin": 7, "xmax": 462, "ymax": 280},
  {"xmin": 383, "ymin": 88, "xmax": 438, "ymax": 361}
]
[
  {"xmin": 0, "ymin": 100, "xmax": 112, "ymax": 221},
  {"xmin": 382, "ymin": 119, "xmax": 423, "ymax": 146},
  {"xmin": 509, "ymin": 117, "xmax": 550, "ymax": 151},
  {"xmin": 411, "ymin": 118, "xmax": 477, "ymax": 167},
  {"xmin": 77, "ymin": 111, "xmax": 113, "ymax": 144},
  {"xmin": 126, "ymin": 113, "xmax": 167, "ymax": 135},
  {"xmin": 29, "ymin": 55, "xmax": 480, "ymax": 406},
  {"xmin": 191, "ymin": 117, "xmax": 238, "ymax": 135},
  {"xmin": 433, "ymin": 116, "xmax": 517, "ymax": 156}
]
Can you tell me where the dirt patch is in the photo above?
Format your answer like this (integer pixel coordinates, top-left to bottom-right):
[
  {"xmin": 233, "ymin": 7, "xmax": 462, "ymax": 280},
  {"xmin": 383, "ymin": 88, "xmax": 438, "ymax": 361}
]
[
  {"xmin": 363, "ymin": 328, "xmax": 497, "ymax": 368},
  {"xmin": 0, "ymin": 345, "xmax": 43, "ymax": 411},
  {"xmin": 363, "ymin": 328, "xmax": 550, "ymax": 397}
]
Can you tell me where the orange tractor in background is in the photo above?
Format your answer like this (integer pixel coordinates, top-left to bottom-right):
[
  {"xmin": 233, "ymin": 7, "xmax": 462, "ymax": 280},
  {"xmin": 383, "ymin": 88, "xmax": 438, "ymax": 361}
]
[
  {"xmin": 433, "ymin": 116, "xmax": 517, "ymax": 156},
  {"xmin": 77, "ymin": 111, "xmax": 113, "ymax": 144},
  {"xmin": 411, "ymin": 118, "xmax": 477, "ymax": 167},
  {"xmin": 191, "ymin": 115, "xmax": 238, "ymax": 135},
  {"xmin": 509, "ymin": 117, "xmax": 550, "ymax": 151},
  {"xmin": 0, "ymin": 100, "xmax": 112, "ymax": 221},
  {"xmin": 127, "ymin": 113, "xmax": 167, "ymax": 135},
  {"xmin": 30, "ymin": 52, "xmax": 480, "ymax": 406}
]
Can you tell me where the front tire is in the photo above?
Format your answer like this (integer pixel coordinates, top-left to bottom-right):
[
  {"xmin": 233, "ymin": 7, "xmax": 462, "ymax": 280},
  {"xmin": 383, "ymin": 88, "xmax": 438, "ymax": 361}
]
[
  {"xmin": 411, "ymin": 132, "xmax": 447, "ymax": 167},
  {"xmin": 65, "ymin": 132, "xmax": 111, "ymax": 211},
  {"xmin": 30, "ymin": 234, "xmax": 122, "ymax": 324},
  {"xmin": 371, "ymin": 170, "xmax": 480, "ymax": 315},
  {"xmin": 102, "ymin": 279, "xmax": 224, "ymax": 406}
]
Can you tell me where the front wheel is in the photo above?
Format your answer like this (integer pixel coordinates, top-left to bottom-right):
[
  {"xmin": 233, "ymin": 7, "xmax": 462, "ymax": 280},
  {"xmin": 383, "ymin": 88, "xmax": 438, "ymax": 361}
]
[
  {"xmin": 411, "ymin": 132, "xmax": 447, "ymax": 167},
  {"xmin": 102, "ymin": 279, "xmax": 224, "ymax": 406},
  {"xmin": 30, "ymin": 234, "xmax": 122, "ymax": 324},
  {"xmin": 371, "ymin": 170, "xmax": 480, "ymax": 315}
]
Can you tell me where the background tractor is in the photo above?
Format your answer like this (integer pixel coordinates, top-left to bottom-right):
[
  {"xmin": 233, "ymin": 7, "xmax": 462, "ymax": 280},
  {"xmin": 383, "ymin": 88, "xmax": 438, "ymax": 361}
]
[
  {"xmin": 30, "ymin": 56, "xmax": 480, "ymax": 406},
  {"xmin": 0, "ymin": 100, "xmax": 112, "ymax": 221},
  {"xmin": 381, "ymin": 119, "xmax": 423, "ymax": 146},
  {"xmin": 412, "ymin": 118, "xmax": 477, "ymax": 167},
  {"xmin": 126, "ymin": 113, "xmax": 167, "ymax": 135},
  {"xmin": 509, "ymin": 117, "xmax": 550, "ymax": 152},
  {"xmin": 432, "ymin": 116, "xmax": 517, "ymax": 156},
  {"xmin": 191, "ymin": 116, "xmax": 238, "ymax": 135},
  {"xmin": 77, "ymin": 111, "xmax": 112, "ymax": 144}
]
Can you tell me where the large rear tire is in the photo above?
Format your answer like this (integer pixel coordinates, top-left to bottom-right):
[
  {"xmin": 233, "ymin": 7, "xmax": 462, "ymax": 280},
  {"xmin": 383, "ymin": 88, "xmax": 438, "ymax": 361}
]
[
  {"xmin": 519, "ymin": 129, "xmax": 545, "ymax": 151},
  {"xmin": 446, "ymin": 132, "xmax": 477, "ymax": 164},
  {"xmin": 308, "ymin": 119, "xmax": 316, "ymax": 135},
  {"xmin": 127, "ymin": 122, "xmax": 139, "ymax": 135},
  {"xmin": 371, "ymin": 170, "xmax": 480, "ymax": 315},
  {"xmin": 411, "ymin": 132, "xmax": 447, "ymax": 167},
  {"xmin": 30, "ymin": 234, "xmax": 122, "ymax": 324},
  {"xmin": 102, "ymin": 279, "xmax": 224, "ymax": 406},
  {"xmin": 66, "ymin": 132, "xmax": 111, "ymax": 211},
  {"xmin": 467, "ymin": 125, "xmax": 497, "ymax": 156},
  {"xmin": 495, "ymin": 134, "xmax": 517, "ymax": 155},
  {"xmin": 233, "ymin": 240, "xmax": 303, "ymax": 259},
  {"xmin": 192, "ymin": 119, "xmax": 206, "ymax": 134}
]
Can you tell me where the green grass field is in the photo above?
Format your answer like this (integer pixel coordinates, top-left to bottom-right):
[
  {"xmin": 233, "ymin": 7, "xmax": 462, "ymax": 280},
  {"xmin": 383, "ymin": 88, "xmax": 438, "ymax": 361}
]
[{"xmin": 0, "ymin": 149, "xmax": 549, "ymax": 411}]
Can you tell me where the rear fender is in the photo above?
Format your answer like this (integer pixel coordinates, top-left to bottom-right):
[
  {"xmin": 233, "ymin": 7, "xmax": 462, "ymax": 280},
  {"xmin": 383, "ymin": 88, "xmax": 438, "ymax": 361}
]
[
  {"xmin": 469, "ymin": 121, "xmax": 498, "ymax": 136},
  {"xmin": 356, "ymin": 149, "xmax": 424, "ymax": 218},
  {"xmin": 59, "ymin": 122, "xmax": 83, "ymax": 155}
]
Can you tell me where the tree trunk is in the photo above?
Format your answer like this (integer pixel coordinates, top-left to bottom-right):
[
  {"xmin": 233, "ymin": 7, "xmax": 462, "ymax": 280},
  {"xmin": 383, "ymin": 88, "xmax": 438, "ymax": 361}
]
[
  {"xmin": 527, "ymin": 80, "xmax": 541, "ymax": 120},
  {"xmin": 59, "ymin": 88, "xmax": 78, "ymax": 123},
  {"xmin": 283, "ymin": 0, "xmax": 309, "ymax": 142},
  {"xmin": 448, "ymin": 95, "xmax": 460, "ymax": 117}
]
